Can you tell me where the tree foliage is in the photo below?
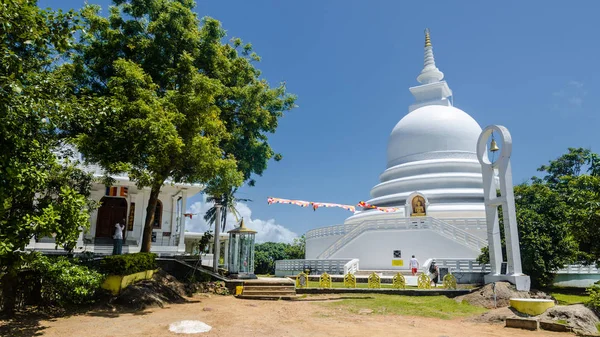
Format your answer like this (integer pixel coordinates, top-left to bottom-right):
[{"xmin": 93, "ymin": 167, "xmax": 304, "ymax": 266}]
[
  {"xmin": 254, "ymin": 236, "xmax": 305, "ymax": 275},
  {"xmin": 1, "ymin": 0, "xmax": 94, "ymax": 314},
  {"xmin": 72, "ymin": 0, "xmax": 295, "ymax": 252},
  {"xmin": 536, "ymin": 148, "xmax": 600, "ymax": 262}
]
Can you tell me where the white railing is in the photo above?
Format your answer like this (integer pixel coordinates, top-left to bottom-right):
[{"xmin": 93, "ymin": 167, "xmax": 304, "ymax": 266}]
[
  {"xmin": 429, "ymin": 218, "xmax": 487, "ymax": 251},
  {"xmin": 316, "ymin": 217, "xmax": 487, "ymax": 259},
  {"xmin": 274, "ymin": 258, "xmax": 357, "ymax": 275},
  {"xmin": 557, "ymin": 264, "xmax": 599, "ymax": 274},
  {"xmin": 344, "ymin": 259, "xmax": 360, "ymax": 275},
  {"xmin": 438, "ymin": 218, "xmax": 487, "ymax": 230},
  {"xmin": 306, "ymin": 217, "xmax": 487, "ymax": 240},
  {"xmin": 423, "ymin": 258, "xmax": 491, "ymax": 273},
  {"xmin": 306, "ymin": 224, "xmax": 357, "ymax": 239}
]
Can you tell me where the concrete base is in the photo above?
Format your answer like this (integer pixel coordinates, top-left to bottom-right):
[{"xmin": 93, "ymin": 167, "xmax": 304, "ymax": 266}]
[
  {"xmin": 484, "ymin": 274, "xmax": 531, "ymax": 291},
  {"xmin": 228, "ymin": 273, "xmax": 258, "ymax": 280},
  {"xmin": 505, "ymin": 317, "xmax": 538, "ymax": 331}
]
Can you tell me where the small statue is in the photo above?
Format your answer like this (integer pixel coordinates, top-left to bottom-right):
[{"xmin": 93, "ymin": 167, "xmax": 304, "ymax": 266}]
[{"xmin": 412, "ymin": 197, "xmax": 426, "ymax": 216}]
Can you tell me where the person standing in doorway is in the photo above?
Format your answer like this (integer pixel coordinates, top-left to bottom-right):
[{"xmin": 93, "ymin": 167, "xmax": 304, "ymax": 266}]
[
  {"xmin": 409, "ymin": 255, "xmax": 420, "ymax": 276},
  {"xmin": 113, "ymin": 218, "xmax": 125, "ymax": 255}
]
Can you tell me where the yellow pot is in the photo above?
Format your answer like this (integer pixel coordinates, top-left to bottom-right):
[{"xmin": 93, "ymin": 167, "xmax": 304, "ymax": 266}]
[{"xmin": 510, "ymin": 298, "xmax": 555, "ymax": 316}]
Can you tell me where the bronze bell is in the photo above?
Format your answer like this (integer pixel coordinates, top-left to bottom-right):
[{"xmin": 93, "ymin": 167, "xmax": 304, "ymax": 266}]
[{"xmin": 490, "ymin": 139, "xmax": 500, "ymax": 152}]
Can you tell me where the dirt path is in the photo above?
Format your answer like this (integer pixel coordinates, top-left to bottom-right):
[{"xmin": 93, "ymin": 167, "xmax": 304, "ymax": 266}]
[{"xmin": 2, "ymin": 295, "xmax": 568, "ymax": 337}]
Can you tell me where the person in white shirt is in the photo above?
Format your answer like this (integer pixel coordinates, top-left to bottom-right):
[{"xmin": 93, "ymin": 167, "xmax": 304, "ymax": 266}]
[
  {"xmin": 409, "ymin": 255, "xmax": 419, "ymax": 276},
  {"xmin": 112, "ymin": 219, "xmax": 125, "ymax": 255}
]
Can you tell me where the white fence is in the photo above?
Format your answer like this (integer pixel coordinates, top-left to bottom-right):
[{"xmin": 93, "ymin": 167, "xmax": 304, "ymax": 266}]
[
  {"xmin": 305, "ymin": 224, "xmax": 357, "ymax": 239},
  {"xmin": 557, "ymin": 264, "xmax": 599, "ymax": 274},
  {"xmin": 274, "ymin": 258, "xmax": 359, "ymax": 276},
  {"xmin": 423, "ymin": 258, "xmax": 491, "ymax": 273}
]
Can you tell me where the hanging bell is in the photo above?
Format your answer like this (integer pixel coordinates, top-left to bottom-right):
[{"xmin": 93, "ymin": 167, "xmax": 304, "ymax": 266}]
[{"xmin": 490, "ymin": 139, "xmax": 500, "ymax": 152}]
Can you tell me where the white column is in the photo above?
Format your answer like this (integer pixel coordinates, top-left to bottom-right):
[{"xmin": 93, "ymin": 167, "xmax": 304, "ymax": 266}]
[
  {"xmin": 223, "ymin": 238, "xmax": 229, "ymax": 270},
  {"xmin": 213, "ymin": 203, "xmax": 222, "ymax": 272},
  {"xmin": 178, "ymin": 190, "xmax": 187, "ymax": 251}
]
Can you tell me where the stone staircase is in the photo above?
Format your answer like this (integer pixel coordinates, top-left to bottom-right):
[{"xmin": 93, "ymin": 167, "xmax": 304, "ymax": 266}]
[
  {"xmin": 238, "ymin": 278, "xmax": 297, "ymax": 300},
  {"xmin": 316, "ymin": 217, "xmax": 487, "ymax": 259}
]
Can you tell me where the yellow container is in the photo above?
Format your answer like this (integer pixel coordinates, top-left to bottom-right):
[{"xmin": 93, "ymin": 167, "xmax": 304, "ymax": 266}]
[
  {"xmin": 101, "ymin": 269, "xmax": 157, "ymax": 295},
  {"xmin": 510, "ymin": 298, "xmax": 555, "ymax": 316},
  {"xmin": 235, "ymin": 286, "xmax": 244, "ymax": 295}
]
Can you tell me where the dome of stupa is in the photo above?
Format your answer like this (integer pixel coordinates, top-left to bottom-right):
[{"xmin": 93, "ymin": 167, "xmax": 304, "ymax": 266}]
[{"xmin": 386, "ymin": 105, "xmax": 482, "ymax": 168}]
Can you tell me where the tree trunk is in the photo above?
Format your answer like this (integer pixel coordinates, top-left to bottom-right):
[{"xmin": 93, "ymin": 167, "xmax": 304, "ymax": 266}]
[
  {"xmin": 1, "ymin": 266, "xmax": 18, "ymax": 316},
  {"xmin": 140, "ymin": 186, "xmax": 161, "ymax": 252}
]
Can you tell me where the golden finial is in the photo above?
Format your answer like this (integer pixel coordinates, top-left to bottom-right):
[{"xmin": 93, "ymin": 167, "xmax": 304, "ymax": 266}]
[{"xmin": 424, "ymin": 28, "xmax": 432, "ymax": 47}]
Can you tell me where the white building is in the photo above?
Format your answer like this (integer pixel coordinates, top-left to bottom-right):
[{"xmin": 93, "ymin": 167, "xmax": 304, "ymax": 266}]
[
  {"xmin": 26, "ymin": 152, "xmax": 203, "ymax": 255},
  {"xmin": 305, "ymin": 30, "xmax": 488, "ymax": 270}
]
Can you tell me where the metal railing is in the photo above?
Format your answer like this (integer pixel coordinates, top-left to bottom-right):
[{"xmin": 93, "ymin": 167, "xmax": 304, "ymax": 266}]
[{"xmin": 316, "ymin": 217, "xmax": 487, "ymax": 259}]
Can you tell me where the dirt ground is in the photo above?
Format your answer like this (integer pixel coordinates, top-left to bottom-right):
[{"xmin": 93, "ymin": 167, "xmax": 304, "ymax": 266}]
[{"xmin": 0, "ymin": 295, "xmax": 572, "ymax": 337}]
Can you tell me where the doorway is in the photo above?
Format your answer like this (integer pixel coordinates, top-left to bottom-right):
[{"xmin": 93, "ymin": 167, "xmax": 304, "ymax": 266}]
[{"xmin": 95, "ymin": 197, "xmax": 128, "ymax": 238}]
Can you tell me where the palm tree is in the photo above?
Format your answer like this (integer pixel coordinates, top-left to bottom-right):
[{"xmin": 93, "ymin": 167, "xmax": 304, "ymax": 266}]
[{"xmin": 204, "ymin": 188, "xmax": 252, "ymax": 232}]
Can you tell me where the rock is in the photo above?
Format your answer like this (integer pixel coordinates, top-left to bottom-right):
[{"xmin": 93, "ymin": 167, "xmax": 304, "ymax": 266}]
[
  {"xmin": 203, "ymin": 307, "xmax": 213, "ymax": 311},
  {"xmin": 454, "ymin": 282, "xmax": 550, "ymax": 309},
  {"xmin": 540, "ymin": 304, "xmax": 600, "ymax": 335},
  {"xmin": 358, "ymin": 309, "xmax": 373, "ymax": 315}
]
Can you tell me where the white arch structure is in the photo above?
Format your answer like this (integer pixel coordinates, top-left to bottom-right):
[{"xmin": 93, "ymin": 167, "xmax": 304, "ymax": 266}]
[{"xmin": 477, "ymin": 125, "xmax": 530, "ymax": 291}]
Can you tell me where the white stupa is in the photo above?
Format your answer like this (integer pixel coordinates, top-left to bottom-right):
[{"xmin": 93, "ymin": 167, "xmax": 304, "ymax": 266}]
[{"xmin": 305, "ymin": 30, "xmax": 488, "ymax": 269}]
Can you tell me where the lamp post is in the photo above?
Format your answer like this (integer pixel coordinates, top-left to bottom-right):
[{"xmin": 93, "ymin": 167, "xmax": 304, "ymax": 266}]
[{"xmin": 213, "ymin": 202, "xmax": 222, "ymax": 273}]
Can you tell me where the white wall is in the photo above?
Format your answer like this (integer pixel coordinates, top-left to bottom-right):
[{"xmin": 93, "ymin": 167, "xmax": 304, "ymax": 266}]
[
  {"xmin": 330, "ymin": 229, "xmax": 479, "ymax": 270},
  {"xmin": 305, "ymin": 235, "xmax": 343, "ymax": 259},
  {"xmin": 86, "ymin": 183, "xmax": 184, "ymax": 247}
]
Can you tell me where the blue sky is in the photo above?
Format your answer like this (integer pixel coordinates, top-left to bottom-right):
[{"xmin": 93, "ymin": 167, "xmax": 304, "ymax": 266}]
[{"xmin": 44, "ymin": 0, "xmax": 600, "ymax": 241}]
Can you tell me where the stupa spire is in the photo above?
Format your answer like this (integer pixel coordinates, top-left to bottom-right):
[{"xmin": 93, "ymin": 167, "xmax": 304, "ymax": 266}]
[{"xmin": 417, "ymin": 28, "xmax": 444, "ymax": 84}]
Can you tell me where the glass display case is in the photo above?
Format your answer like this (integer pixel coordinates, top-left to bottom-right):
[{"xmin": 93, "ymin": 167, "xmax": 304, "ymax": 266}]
[{"xmin": 227, "ymin": 219, "xmax": 257, "ymax": 279}]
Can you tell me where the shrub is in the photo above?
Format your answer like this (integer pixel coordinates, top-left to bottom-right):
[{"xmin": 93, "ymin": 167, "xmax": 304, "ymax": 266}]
[
  {"xmin": 587, "ymin": 283, "xmax": 600, "ymax": 315},
  {"xmin": 99, "ymin": 253, "xmax": 157, "ymax": 276},
  {"xmin": 31, "ymin": 255, "xmax": 104, "ymax": 306}
]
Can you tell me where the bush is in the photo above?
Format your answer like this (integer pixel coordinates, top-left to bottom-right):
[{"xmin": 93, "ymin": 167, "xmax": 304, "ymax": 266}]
[
  {"xmin": 587, "ymin": 282, "xmax": 600, "ymax": 315},
  {"xmin": 31, "ymin": 255, "xmax": 104, "ymax": 306},
  {"xmin": 99, "ymin": 253, "xmax": 157, "ymax": 276}
]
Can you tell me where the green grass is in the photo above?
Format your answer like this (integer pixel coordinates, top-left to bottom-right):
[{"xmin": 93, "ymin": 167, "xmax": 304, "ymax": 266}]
[
  {"xmin": 547, "ymin": 287, "xmax": 589, "ymax": 305},
  {"xmin": 317, "ymin": 294, "xmax": 487, "ymax": 319}
]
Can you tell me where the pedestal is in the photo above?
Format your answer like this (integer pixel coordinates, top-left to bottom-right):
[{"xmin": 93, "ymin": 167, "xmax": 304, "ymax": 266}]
[{"xmin": 484, "ymin": 274, "xmax": 531, "ymax": 291}]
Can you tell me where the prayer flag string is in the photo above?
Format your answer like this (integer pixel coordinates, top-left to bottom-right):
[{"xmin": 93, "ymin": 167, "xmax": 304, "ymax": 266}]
[{"xmin": 267, "ymin": 197, "xmax": 401, "ymax": 213}]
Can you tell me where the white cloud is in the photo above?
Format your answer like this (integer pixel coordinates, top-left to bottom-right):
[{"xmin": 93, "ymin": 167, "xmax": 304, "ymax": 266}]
[
  {"xmin": 552, "ymin": 80, "xmax": 587, "ymax": 111},
  {"xmin": 185, "ymin": 195, "xmax": 298, "ymax": 243}
]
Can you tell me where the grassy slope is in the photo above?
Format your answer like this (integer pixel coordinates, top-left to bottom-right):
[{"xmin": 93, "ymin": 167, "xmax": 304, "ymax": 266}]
[{"xmin": 547, "ymin": 287, "xmax": 589, "ymax": 305}]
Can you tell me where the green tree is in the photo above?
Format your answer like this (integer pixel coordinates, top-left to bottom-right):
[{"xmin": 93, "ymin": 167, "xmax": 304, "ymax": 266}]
[
  {"xmin": 1, "ymin": 0, "xmax": 93, "ymax": 314},
  {"xmin": 253, "ymin": 238, "xmax": 305, "ymax": 275},
  {"xmin": 536, "ymin": 148, "xmax": 600, "ymax": 262},
  {"xmin": 72, "ymin": 0, "xmax": 295, "ymax": 252},
  {"xmin": 204, "ymin": 188, "xmax": 251, "ymax": 232},
  {"xmin": 477, "ymin": 183, "xmax": 577, "ymax": 287},
  {"xmin": 285, "ymin": 235, "xmax": 306, "ymax": 259},
  {"xmin": 254, "ymin": 242, "xmax": 290, "ymax": 275}
]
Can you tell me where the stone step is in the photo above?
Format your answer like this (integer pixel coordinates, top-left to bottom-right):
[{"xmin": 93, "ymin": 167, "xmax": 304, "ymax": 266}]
[
  {"xmin": 242, "ymin": 290, "xmax": 297, "ymax": 296},
  {"xmin": 242, "ymin": 286, "xmax": 295, "ymax": 292},
  {"xmin": 236, "ymin": 294, "xmax": 299, "ymax": 300}
]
